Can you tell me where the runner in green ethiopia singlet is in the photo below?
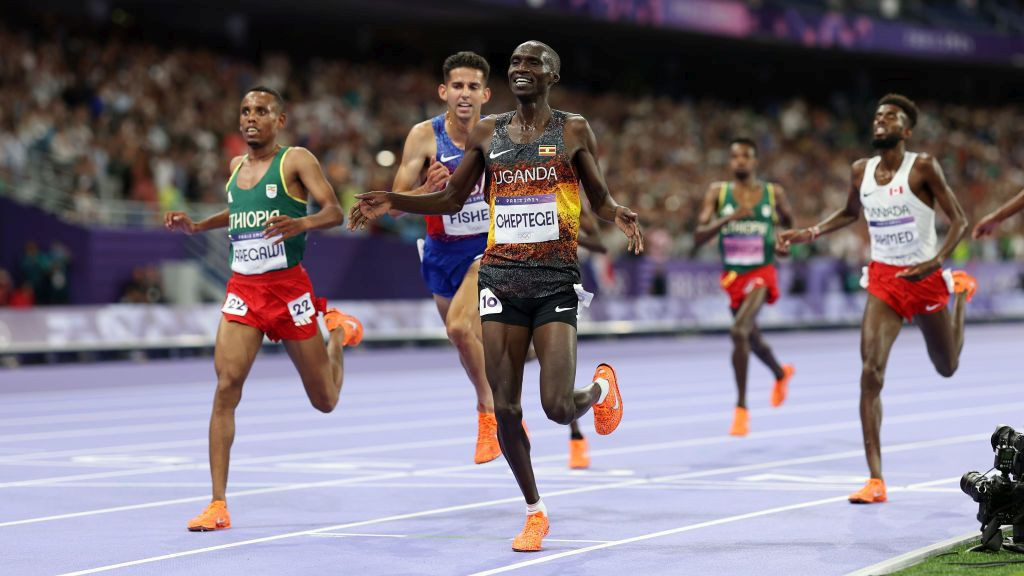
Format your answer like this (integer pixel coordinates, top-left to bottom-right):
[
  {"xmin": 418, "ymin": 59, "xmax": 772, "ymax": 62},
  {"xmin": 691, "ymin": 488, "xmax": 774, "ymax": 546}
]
[
  {"xmin": 226, "ymin": 146, "xmax": 308, "ymax": 275},
  {"xmin": 717, "ymin": 182, "xmax": 777, "ymax": 275}
]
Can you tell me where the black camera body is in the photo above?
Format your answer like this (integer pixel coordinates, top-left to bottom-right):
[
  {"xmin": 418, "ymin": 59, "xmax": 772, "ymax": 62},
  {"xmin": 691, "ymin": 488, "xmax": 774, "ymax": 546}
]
[{"xmin": 961, "ymin": 425, "xmax": 1024, "ymax": 552}]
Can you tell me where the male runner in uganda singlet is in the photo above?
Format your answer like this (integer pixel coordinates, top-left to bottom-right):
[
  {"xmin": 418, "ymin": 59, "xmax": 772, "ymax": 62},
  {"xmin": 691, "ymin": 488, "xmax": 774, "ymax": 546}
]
[{"xmin": 349, "ymin": 41, "xmax": 644, "ymax": 551}]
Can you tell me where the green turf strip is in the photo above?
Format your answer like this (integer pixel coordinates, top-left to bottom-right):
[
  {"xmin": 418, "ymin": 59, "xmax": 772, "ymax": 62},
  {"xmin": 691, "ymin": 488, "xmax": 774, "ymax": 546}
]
[{"xmin": 892, "ymin": 537, "xmax": 1024, "ymax": 576}]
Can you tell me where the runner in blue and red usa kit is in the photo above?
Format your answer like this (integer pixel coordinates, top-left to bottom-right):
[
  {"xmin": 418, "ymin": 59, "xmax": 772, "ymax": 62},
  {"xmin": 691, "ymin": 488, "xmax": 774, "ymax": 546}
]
[{"xmin": 390, "ymin": 52, "xmax": 502, "ymax": 465}]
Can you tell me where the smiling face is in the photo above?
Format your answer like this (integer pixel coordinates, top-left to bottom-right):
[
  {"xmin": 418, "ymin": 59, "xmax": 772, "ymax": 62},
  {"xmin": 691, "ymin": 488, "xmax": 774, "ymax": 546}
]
[
  {"xmin": 439, "ymin": 67, "xmax": 491, "ymax": 122},
  {"xmin": 871, "ymin": 103, "xmax": 911, "ymax": 150},
  {"xmin": 507, "ymin": 41, "xmax": 559, "ymax": 98},
  {"xmin": 239, "ymin": 91, "xmax": 285, "ymax": 147}
]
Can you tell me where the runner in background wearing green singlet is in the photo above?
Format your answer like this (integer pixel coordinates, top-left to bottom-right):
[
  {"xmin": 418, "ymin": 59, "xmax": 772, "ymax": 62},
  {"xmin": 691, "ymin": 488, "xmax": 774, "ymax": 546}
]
[{"xmin": 694, "ymin": 138, "xmax": 795, "ymax": 437}]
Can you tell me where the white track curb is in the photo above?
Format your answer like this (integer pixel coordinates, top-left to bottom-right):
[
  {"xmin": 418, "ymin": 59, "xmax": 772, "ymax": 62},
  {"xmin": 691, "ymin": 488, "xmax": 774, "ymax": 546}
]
[{"xmin": 845, "ymin": 531, "xmax": 979, "ymax": 576}]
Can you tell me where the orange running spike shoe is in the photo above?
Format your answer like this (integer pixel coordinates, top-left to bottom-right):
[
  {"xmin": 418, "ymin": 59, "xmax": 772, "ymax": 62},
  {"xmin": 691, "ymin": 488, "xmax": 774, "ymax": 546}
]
[
  {"xmin": 729, "ymin": 406, "xmax": 749, "ymax": 436},
  {"xmin": 591, "ymin": 363, "xmax": 623, "ymax": 435},
  {"xmin": 474, "ymin": 412, "xmax": 501, "ymax": 464},
  {"xmin": 187, "ymin": 500, "xmax": 231, "ymax": 532},
  {"xmin": 569, "ymin": 437, "xmax": 590, "ymax": 469},
  {"xmin": 324, "ymin": 308, "xmax": 363, "ymax": 346},
  {"xmin": 952, "ymin": 271, "xmax": 977, "ymax": 302},
  {"xmin": 771, "ymin": 364, "xmax": 795, "ymax": 408},
  {"xmin": 849, "ymin": 478, "xmax": 887, "ymax": 504},
  {"xmin": 512, "ymin": 511, "xmax": 550, "ymax": 552}
]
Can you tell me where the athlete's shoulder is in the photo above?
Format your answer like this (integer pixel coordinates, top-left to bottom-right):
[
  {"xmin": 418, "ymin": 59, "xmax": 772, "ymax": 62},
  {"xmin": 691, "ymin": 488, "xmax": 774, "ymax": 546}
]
[
  {"xmin": 229, "ymin": 155, "xmax": 246, "ymax": 172},
  {"xmin": 281, "ymin": 146, "xmax": 320, "ymax": 167},
  {"xmin": 708, "ymin": 181, "xmax": 728, "ymax": 193},
  {"xmin": 912, "ymin": 151, "xmax": 936, "ymax": 164},
  {"xmin": 477, "ymin": 114, "xmax": 500, "ymax": 127},
  {"xmin": 470, "ymin": 115, "xmax": 499, "ymax": 139},
  {"xmin": 851, "ymin": 157, "xmax": 872, "ymax": 172},
  {"xmin": 407, "ymin": 118, "xmax": 436, "ymax": 140},
  {"xmin": 909, "ymin": 152, "xmax": 944, "ymax": 178},
  {"xmin": 562, "ymin": 112, "xmax": 588, "ymax": 128}
]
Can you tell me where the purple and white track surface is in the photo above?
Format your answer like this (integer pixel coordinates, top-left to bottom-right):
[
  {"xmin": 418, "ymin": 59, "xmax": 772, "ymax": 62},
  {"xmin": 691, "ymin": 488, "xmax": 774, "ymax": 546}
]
[{"xmin": 3, "ymin": 325, "xmax": 1018, "ymax": 575}]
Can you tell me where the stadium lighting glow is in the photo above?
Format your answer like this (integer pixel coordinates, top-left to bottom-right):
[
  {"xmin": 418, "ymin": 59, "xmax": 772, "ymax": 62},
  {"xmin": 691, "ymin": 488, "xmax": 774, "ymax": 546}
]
[{"xmin": 376, "ymin": 150, "xmax": 396, "ymax": 167}]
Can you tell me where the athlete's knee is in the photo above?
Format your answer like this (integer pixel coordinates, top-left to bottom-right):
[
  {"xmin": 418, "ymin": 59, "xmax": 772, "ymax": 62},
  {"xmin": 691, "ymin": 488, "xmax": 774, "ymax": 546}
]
[
  {"xmin": 933, "ymin": 357, "xmax": 958, "ymax": 378},
  {"xmin": 304, "ymin": 376, "xmax": 339, "ymax": 413},
  {"xmin": 214, "ymin": 373, "xmax": 245, "ymax": 407},
  {"xmin": 446, "ymin": 317, "xmax": 475, "ymax": 349},
  {"xmin": 860, "ymin": 361, "xmax": 885, "ymax": 394},
  {"xmin": 541, "ymin": 396, "xmax": 574, "ymax": 425},
  {"xmin": 730, "ymin": 324, "xmax": 752, "ymax": 345},
  {"xmin": 748, "ymin": 336, "xmax": 770, "ymax": 355},
  {"xmin": 308, "ymin": 392, "xmax": 338, "ymax": 413},
  {"xmin": 493, "ymin": 400, "xmax": 523, "ymax": 425}
]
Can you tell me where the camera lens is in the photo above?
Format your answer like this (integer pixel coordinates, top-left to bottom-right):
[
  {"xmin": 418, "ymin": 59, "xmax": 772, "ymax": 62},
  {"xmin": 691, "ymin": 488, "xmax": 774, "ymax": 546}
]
[{"xmin": 962, "ymin": 471, "xmax": 991, "ymax": 502}]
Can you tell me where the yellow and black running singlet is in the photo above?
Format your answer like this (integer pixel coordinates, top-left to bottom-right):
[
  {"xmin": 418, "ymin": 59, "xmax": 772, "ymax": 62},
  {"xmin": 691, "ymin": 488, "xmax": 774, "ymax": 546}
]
[{"xmin": 480, "ymin": 110, "xmax": 582, "ymax": 298}]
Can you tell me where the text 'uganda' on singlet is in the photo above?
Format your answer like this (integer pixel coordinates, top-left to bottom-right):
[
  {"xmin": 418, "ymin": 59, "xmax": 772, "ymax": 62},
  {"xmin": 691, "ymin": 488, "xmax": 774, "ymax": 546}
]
[
  {"xmin": 859, "ymin": 151, "xmax": 937, "ymax": 266},
  {"xmin": 718, "ymin": 182, "xmax": 777, "ymax": 275},
  {"xmin": 226, "ymin": 146, "xmax": 307, "ymax": 275},
  {"xmin": 479, "ymin": 110, "xmax": 582, "ymax": 298},
  {"xmin": 426, "ymin": 114, "xmax": 489, "ymax": 242}
]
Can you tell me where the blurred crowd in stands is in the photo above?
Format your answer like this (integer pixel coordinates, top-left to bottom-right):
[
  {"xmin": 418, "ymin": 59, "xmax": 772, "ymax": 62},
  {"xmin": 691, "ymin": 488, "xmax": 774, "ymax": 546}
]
[
  {"xmin": 3, "ymin": 16, "xmax": 1024, "ymax": 297},
  {"xmin": 0, "ymin": 242, "xmax": 71, "ymax": 308}
]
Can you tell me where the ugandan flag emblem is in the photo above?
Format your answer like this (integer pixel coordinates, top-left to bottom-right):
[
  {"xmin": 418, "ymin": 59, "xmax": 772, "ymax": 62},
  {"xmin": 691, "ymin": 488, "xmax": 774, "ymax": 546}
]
[{"xmin": 538, "ymin": 145, "xmax": 556, "ymax": 156}]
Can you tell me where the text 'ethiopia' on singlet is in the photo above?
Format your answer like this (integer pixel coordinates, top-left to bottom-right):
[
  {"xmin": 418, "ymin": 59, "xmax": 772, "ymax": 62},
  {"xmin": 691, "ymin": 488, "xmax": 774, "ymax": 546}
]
[
  {"xmin": 425, "ymin": 114, "xmax": 489, "ymax": 241},
  {"xmin": 717, "ymin": 182, "xmax": 777, "ymax": 275},
  {"xmin": 226, "ymin": 146, "xmax": 308, "ymax": 275},
  {"xmin": 859, "ymin": 151, "xmax": 937, "ymax": 266},
  {"xmin": 479, "ymin": 110, "xmax": 582, "ymax": 298}
]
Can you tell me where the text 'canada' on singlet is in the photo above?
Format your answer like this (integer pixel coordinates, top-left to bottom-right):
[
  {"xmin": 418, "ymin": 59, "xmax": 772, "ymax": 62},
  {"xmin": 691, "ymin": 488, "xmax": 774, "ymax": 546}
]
[
  {"xmin": 479, "ymin": 110, "xmax": 582, "ymax": 298},
  {"xmin": 226, "ymin": 146, "xmax": 308, "ymax": 275},
  {"xmin": 859, "ymin": 151, "xmax": 937, "ymax": 266}
]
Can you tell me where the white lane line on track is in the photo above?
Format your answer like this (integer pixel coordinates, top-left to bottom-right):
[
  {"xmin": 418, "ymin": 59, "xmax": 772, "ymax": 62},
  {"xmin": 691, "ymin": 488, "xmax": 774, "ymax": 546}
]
[
  {"xmin": 306, "ymin": 533, "xmax": 614, "ymax": 544},
  {"xmin": 0, "ymin": 399, "xmax": 1005, "ymax": 527},
  {"xmin": 49, "ymin": 432, "xmax": 984, "ymax": 575},
  {"xmin": 2, "ymin": 358, "xmax": 1013, "ymax": 441},
  {"xmin": 2, "ymin": 372, "xmax": 1016, "ymax": 466},
  {"xmin": 466, "ymin": 495, "xmax": 851, "ymax": 576}
]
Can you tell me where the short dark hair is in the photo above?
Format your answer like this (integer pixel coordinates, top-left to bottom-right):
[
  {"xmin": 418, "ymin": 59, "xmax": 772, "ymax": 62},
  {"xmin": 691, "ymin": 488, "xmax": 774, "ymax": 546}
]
[
  {"xmin": 730, "ymin": 137, "xmax": 758, "ymax": 156},
  {"xmin": 443, "ymin": 51, "xmax": 490, "ymax": 83},
  {"xmin": 246, "ymin": 86, "xmax": 285, "ymax": 112},
  {"xmin": 878, "ymin": 93, "xmax": 918, "ymax": 128}
]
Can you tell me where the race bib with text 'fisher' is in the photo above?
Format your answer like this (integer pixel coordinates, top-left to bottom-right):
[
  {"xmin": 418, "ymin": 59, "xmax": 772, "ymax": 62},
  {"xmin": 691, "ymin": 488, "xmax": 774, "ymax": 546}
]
[
  {"xmin": 443, "ymin": 190, "xmax": 489, "ymax": 236},
  {"xmin": 493, "ymin": 193, "xmax": 559, "ymax": 244}
]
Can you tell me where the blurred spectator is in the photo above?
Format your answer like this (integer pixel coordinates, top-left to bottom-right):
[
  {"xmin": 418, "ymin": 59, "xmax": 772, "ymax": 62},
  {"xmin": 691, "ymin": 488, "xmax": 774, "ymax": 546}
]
[
  {"xmin": 20, "ymin": 241, "xmax": 49, "ymax": 301},
  {"xmin": 8, "ymin": 281, "xmax": 35, "ymax": 308},
  {"xmin": 3, "ymin": 18, "xmax": 1024, "ymax": 264},
  {"xmin": 0, "ymin": 268, "xmax": 12, "ymax": 306},
  {"xmin": 119, "ymin": 265, "xmax": 165, "ymax": 304}
]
